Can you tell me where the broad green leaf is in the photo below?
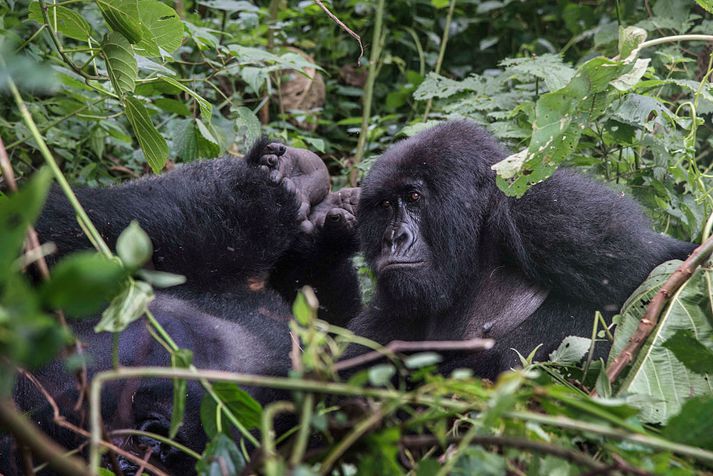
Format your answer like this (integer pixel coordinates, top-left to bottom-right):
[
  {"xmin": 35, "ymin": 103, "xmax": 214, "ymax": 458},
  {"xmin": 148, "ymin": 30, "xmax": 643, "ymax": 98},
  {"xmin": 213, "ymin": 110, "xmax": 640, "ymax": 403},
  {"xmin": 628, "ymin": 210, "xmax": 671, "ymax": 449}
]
[
  {"xmin": 96, "ymin": 0, "xmax": 143, "ymax": 44},
  {"xmin": 195, "ymin": 434, "xmax": 246, "ymax": 476},
  {"xmin": 431, "ymin": 0, "xmax": 449, "ymax": 8},
  {"xmin": 28, "ymin": 2, "xmax": 92, "ymax": 41},
  {"xmin": 452, "ymin": 446, "xmax": 506, "ymax": 476},
  {"xmin": 199, "ymin": 382, "xmax": 263, "ymax": 438},
  {"xmin": 495, "ymin": 56, "xmax": 633, "ymax": 197},
  {"xmin": 169, "ymin": 348, "xmax": 193, "ymax": 438},
  {"xmin": 134, "ymin": 0, "xmax": 183, "ymax": 57},
  {"xmin": 41, "ymin": 252, "xmax": 126, "ymax": 317},
  {"xmin": 102, "ymin": 32, "xmax": 137, "ymax": 97},
  {"xmin": 695, "ymin": 0, "xmax": 713, "ymax": 13},
  {"xmin": 610, "ymin": 261, "xmax": 713, "ymax": 423},
  {"xmin": 116, "ymin": 220, "xmax": 152, "ymax": 270},
  {"xmin": 610, "ymin": 58, "xmax": 650, "ymax": 91},
  {"xmin": 171, "ymin": 118, "xmax": 199, "ymax": 162},
  {"xmin": 662, "ymin": 330, "xmax": 713, "ymax": 375},
  {"xmin": 663, "ymin": 396, "xmax": 713, "ymax": 450},
  {"xmin": 124, "ymin": 95, "xmax": 169, "ymax": 173},
  {"xmin": 548, "ymin": 336, "xmax": 591, "ymax": 365},
  {"xmin": 0, "ymin": 168, "xmax": 52, "ymax": 285},
  {"xmin": 95, "ymin": 279, "xmax": 154, "ymax": 332}
]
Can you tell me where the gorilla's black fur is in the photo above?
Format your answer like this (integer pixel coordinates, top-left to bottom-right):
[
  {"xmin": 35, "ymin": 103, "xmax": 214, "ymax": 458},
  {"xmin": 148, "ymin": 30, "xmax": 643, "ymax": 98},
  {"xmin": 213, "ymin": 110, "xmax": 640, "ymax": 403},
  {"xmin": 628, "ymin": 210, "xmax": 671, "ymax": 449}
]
[
  {"xmin": 3, "ymin": 142, "xmax": 360, "ymax": 475},
  {"xmin": 348, "ymin": 120, "xmax": 695, "ymax": 377}
]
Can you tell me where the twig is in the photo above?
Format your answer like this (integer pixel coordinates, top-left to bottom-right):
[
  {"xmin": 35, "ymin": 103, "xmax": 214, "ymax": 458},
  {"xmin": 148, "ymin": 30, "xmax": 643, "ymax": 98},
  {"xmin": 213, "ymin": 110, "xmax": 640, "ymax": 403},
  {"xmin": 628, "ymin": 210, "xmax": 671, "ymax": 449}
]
[
  {"xmin": 333, "ymin": 337, "xmax": 494, "ymax": 372},
  {"xmin": 261, "ymin": 401, "xmax": 295, "ymax": 476},
  {"xmin": 17, "ymin": 369, "xmax": 169, "ymax": 476},
  {"xmin": 401, "ymin": 434, "xmax": 608, "ymax": 472},
  {"xmin": 0, "ymin": 399, "xmax": 91, "ymax": 476},
  {"xmin": 601, "ymin": 235, "xmax": 713, "ymax": 388},
  {"xmin": 313, "ymin": 0, "xmax": 364, "ymax": 63}
]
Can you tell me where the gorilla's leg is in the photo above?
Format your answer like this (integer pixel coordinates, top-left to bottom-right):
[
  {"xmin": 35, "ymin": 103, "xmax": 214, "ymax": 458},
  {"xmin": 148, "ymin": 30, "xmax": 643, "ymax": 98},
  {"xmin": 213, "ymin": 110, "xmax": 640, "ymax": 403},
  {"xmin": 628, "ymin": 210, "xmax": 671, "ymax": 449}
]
[{"xmin": 36, "ymin": 140, "xmax": 318, "ymax": 292}]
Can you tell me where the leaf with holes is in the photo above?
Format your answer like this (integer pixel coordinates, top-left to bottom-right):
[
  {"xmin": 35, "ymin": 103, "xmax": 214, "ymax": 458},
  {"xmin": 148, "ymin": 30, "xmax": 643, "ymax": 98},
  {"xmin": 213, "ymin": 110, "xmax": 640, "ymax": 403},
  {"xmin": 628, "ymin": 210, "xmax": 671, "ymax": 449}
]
[
  {"xmin": 609, "ymin": 261, "xmax": 713, "ymax": 423},
  {"xmin": 133, "ymin": 0, "xmax": 183, "ymax": 57},
  {"xmin": 95, "ymin": 279, "xmax": 154, "ymax": 333},
  {"xmin": 102, "ymin": 32, "xmax": 137, "ymax": 97},
  {"xmin": 124, "ymin": 95, "xmax": 169, "ymax": 172}
]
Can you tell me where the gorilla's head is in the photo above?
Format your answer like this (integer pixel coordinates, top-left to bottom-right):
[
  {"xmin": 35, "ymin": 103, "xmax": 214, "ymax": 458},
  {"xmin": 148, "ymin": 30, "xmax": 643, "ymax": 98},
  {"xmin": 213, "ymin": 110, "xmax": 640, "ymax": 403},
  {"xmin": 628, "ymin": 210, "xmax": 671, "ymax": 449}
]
[{"xmin": 358, "ymin": 120, "xmax": 509, "ymax": 316}]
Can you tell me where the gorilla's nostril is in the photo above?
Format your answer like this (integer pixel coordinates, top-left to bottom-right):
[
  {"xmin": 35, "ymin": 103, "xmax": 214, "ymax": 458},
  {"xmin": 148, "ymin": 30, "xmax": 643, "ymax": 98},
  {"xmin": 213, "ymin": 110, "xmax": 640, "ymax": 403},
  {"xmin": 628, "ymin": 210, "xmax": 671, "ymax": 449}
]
[
  {"xmin": 329, "ymin": 213, "xmax": 342, "ymax": 222},
  {"xmin": 266, "ymin": 143, "xmax": 286, "ymax": 156}
]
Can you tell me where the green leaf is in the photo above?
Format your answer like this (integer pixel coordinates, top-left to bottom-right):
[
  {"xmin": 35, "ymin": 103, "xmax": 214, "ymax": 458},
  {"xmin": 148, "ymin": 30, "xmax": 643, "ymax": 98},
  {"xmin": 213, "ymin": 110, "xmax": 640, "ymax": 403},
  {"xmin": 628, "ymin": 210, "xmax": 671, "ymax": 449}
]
[
  {"xmin": 136, "ymin": 269, "xmax": 186, "ymax": 288},
  {"xmin": 124, "ymin": 95, "xmax": 169, "ymax": 173},
  {"xmin": 28, "ymin": 2, "xmax": 92, "ymax": 41},
  {"xmin": 102, "ymin": 32, "xmax": 137, "ymax": 97},
  {"xmin": 291, "ymin": 287, "xmax": 318, "ymax": 326},
  {"xmin": 548, "ymin": 336, "xmax": 591, "ymax": 365},
  {"xmin": 234, "ymin": 106, "xmax": 261, "ymax": 149},
  {"xmin": 41, "ymin": 252, "xmax": 126, "ymax": 317},
  {"xmin": 663, "ymin": 396, "xmax": 713, "ymax": 450},
  {"xmin": 96, "ymin": 0, "xmax": 143, "ymax": 44},
  {"xmin": 500, "ymin": 53, "xmax": 575, "ymax": 92},
  {"xmin": 413, "ymin": 72, "xmax": 482, "ymax": 100},
  {"xmin": 169, "ymin": 348, "xmax": 193, "ymax": 438},
  {"xmin": 197, "ymin": 0, "xmax": 259, "ymax": 12},
  {"xmin": 134, "ymin": 0, "xmax": 183, "ymax": 57},
  {"xmin": 618, "ymin": 26, "xmax": 647, "ymax": 60},
  {"xmin": 158, "ymin": 75, "xmax": 213, "ymax": 122},
  {"xmin": 431, "ymin": 0, "xmax": 449, "ymax": 8},
  {"xmin": 404, "ymin": 352, "xmax": 442, "ymax": 369},
  {"xmin": 195, "ymin": 433, "xmax": 246, "ymax": 476},
  {"xmin": 695, "ymin": 0, "xmax": 713, "ymax": 13},
  {"xmin": 116, "ymin": 220, "xmax": 152, "ymax": 270},
  {"xmin": 662, "ymin": 330, "xmax": 713, "ymax": 375},
  {"xmin": 0, "ymin": 168, "xmax": 52, "ymax": 286},
  {"xmin": 199, "ymin": 382, "xmax": 263, "ymax": 438},
  {"xmin": 368, "ymin": 364, "xmax": 396, "ymax": 386},
  {"xmin": 95, "ymin": 279, "xmax": 154, "ymax": 332},
  {"xmin": 610, "ymin": 261, "xmax": 713, "ymax": 423}
]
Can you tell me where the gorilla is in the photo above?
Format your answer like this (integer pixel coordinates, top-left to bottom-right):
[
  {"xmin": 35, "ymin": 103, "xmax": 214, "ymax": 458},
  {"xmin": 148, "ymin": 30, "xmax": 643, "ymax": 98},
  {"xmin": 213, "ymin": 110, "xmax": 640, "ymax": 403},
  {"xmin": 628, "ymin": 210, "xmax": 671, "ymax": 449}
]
[
  {"xmin": 3, "ymin": 141, "xmax": 361, "ymax": 475},
  {"xmin": 347, "ymin": 120, "xmax": 696, "ymax": 378}
]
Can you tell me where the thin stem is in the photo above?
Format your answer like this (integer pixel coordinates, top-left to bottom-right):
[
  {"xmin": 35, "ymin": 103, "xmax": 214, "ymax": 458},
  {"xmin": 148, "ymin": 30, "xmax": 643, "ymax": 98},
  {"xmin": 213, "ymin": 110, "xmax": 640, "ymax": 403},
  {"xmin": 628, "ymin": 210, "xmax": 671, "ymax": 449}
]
[
  {"xmin": 289, "ymin": 393, "xmax": 314, "ymax": 467},
  {"xmin": 6, "ymin": 75, "xmax": 113, "ymax": 258},
  {"xmin": 423, "ymin": 0, "xmax": 457, "ymax": 120},
  {"xmin": 261, "ymin": 401, "xmax": 295, "ymax": 476},
  {"xmin": 0, "ymin": 399, "xmax": 91, "ymax": 476},
  {"xmin": 109, "ymin": 429, "xmax": 201, "ymax": 460},
  {"xmin": 319, "ymin": 400, "xmax": 400, "ymax": 475},
  {"xmin": 634, "ymin": 34, "xmax": 713, "ymax": 56},
  {"xmin": 350, "ymin": 0, "xmax": 385, "ymax": 186},
  {"xmin": 38, "ymin": 0, "xmax": 103, "ymax": 81}
]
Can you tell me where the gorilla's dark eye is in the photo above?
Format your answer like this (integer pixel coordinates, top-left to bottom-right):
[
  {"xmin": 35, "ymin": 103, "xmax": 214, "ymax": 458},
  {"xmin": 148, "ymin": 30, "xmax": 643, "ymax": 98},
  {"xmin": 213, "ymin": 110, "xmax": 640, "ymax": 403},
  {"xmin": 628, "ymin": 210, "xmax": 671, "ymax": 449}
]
[
  {"xmin": 406, "ymin": 191, "xmax": 421, "ymax": 203},
  {"xmin": 380, "ymin": 199, "xmax": 392, "ymax": 209}
]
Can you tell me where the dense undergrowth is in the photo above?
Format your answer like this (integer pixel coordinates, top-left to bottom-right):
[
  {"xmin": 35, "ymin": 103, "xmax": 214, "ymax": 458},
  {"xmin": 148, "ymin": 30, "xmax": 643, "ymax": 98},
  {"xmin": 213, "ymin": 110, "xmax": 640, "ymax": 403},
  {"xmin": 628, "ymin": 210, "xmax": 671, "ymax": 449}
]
[{"xmin": 2, "ymin": 0, "xmax": 713, "ymax": 474}]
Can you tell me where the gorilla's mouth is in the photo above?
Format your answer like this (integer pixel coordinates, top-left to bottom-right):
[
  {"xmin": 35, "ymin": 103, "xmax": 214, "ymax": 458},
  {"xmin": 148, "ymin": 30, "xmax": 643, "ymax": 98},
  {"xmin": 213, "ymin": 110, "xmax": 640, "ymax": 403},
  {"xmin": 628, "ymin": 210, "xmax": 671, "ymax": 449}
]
[{"xmin": 379, "ymin": 260, "xmax": 427, "ymax": 272}]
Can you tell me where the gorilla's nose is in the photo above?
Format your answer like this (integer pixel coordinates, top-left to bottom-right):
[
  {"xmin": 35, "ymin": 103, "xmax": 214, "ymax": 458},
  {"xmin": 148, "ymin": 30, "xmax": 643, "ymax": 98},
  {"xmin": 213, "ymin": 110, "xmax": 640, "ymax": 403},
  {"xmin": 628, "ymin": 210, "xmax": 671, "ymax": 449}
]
[{"xmin": 383, "ymin": 223, "xmax": 414, "ymax": 255}]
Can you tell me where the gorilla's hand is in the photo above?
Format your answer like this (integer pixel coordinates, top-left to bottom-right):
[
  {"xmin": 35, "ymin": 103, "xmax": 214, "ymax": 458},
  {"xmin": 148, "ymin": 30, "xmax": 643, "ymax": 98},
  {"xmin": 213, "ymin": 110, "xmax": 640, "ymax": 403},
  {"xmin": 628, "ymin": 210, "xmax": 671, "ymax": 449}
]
[
  {"xmin": 257, "ymin": 143, "xmax": 331, "ymax": 233},
  {"xmin": 308, "ymin": 188, "xmax": 360, "ymax": 242}
]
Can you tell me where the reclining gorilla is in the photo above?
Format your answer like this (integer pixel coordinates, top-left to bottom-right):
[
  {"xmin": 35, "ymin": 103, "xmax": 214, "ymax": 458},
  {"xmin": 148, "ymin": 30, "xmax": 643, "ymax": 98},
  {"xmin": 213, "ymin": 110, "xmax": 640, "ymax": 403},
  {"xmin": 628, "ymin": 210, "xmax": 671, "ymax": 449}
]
[
  {"xmin": 4, "ymin": 141, "xmax": 361, "ymax": 475},
  {"xmin": 347, "ymin": 120, "xmax": 696, "ymax": 377}
]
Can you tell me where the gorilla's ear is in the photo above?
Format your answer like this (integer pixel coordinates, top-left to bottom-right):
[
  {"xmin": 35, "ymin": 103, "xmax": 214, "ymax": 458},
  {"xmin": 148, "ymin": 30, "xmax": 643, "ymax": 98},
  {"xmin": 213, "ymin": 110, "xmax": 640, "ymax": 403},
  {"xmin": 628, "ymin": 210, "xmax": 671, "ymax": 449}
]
[{"xmin": 243, "ymin": 136, "xmax": 272, "ymax": 166}]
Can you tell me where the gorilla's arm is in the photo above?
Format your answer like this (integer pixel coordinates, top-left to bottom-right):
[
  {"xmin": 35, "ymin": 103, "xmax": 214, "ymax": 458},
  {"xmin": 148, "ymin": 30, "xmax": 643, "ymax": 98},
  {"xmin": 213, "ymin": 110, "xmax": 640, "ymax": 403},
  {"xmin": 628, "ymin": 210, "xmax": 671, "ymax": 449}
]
[
  {"xmin": 269, "ymin": 189, "xmax": 362, "ymax": 326},
  {"xmin": 36, "ymin": 141, "xmax": 301, "ymax": 290},
  {"xmin": 496, "ymin": 170, "xmax": 696, "ymax": 307}
]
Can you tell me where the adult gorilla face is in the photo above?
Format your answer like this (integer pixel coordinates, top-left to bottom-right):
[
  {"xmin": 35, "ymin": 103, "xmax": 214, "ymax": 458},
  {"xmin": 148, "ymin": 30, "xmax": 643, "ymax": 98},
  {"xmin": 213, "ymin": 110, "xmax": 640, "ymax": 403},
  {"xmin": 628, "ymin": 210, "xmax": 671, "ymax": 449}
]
[{"xmin": 358, "ymin": 122, "xmax": 507, "ymax": 317}]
